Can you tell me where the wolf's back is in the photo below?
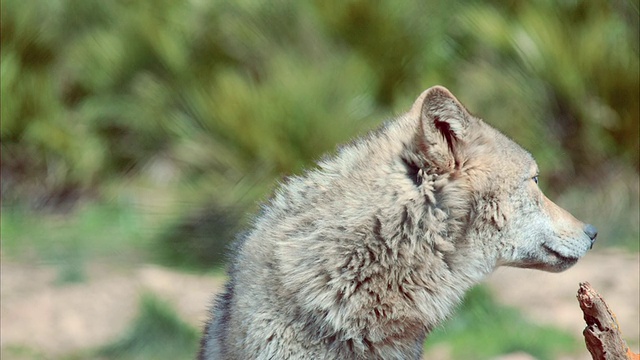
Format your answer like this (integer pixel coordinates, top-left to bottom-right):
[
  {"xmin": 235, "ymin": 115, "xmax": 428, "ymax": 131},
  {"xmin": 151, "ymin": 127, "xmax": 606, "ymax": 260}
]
[{"xmin": 196, "ymin": 88, "xmax": 450, "ymax": 359}]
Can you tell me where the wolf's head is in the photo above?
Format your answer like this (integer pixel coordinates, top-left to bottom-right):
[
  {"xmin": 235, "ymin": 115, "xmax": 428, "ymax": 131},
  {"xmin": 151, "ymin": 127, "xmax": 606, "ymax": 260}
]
[{"xmin": 408, "ymin": 86, "xmax": 597, "ymax": 273}]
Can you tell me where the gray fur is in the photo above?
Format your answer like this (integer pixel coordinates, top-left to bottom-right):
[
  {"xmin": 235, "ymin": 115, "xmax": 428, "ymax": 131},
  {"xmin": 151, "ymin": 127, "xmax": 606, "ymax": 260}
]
[{"xmin": 199, "ymin": 86, "xmax": 596, "ymax": 359}]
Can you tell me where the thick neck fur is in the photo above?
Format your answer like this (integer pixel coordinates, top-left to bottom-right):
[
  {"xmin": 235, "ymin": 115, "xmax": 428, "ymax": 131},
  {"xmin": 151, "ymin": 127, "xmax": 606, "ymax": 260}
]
[{"xmin": 250, "ymin": 114, "xmax": 497, "ymax": 357}]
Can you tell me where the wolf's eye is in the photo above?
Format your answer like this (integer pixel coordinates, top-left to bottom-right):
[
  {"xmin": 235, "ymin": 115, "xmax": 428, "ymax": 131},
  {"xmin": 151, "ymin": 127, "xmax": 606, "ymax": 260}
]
[{"xmin": 532, "ymin": 175, "xmax": 539, "ymax": 184}]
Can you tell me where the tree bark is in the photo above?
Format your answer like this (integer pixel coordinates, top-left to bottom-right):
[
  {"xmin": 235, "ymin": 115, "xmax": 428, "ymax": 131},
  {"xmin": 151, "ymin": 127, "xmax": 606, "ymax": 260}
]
[{"xmin": 577, "ymin": 282, "xmax": 639, "ymax": 360}]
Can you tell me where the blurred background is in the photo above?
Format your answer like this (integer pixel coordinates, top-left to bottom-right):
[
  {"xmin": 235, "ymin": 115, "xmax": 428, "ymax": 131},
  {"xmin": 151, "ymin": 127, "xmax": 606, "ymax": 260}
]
[{"xmin": 1, "ymin": 0, "xmax": 638, "ymax": 359}]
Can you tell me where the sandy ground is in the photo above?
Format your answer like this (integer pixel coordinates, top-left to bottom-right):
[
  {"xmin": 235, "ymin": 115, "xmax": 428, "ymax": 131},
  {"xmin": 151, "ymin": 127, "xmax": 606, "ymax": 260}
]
[
  {"xmin": 486, "ymin": 250, "xmax": 639, "ymax": 352},
  {"xmin": 1, "ymin": 250, "xmax": 638, "ymax": 359}
]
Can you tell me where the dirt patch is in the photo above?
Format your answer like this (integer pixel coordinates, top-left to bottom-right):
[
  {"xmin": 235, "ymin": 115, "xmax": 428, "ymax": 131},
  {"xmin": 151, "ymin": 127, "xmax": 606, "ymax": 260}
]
[
  {"xmin": 0, "ymin": 261, "xmax": 223, "ymax": 357},
  {"xmin": 1, "ymin": 250, "xmax": 638, "ymax": 358}
]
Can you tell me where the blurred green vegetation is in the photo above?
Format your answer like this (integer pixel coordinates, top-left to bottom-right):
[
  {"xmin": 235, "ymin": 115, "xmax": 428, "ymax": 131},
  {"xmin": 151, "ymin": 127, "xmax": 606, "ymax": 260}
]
[
  {"xmin": 425, "ymin": 286, "xmax": 580, "ymax": 359},
  {"xmin": 2, "ymin": 199, "xmax": 152, "ymax": 281},
  {"xmin": 1, "ymin": 0, "xmax": 638, "ymax": 358},
  {"xmin": 2, "ymin": 0, "xmax": 638, "ymax": 263},
  {"xmin": 97, "ymin": 293, "xmax": 200, "ymax": 360}
]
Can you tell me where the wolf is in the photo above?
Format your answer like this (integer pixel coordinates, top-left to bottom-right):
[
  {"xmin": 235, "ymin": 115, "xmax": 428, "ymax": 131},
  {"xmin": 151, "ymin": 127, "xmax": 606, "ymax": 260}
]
[{"xmin": 198, "ymin": 86, "xmax": 597, "ymax": 359}]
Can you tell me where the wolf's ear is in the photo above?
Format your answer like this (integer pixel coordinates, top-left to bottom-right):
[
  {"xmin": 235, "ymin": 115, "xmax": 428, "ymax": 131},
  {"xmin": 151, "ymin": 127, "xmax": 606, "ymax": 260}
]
[{"xmin": 409, "ymin": 86, "xmax": 471, "ymax": 171}]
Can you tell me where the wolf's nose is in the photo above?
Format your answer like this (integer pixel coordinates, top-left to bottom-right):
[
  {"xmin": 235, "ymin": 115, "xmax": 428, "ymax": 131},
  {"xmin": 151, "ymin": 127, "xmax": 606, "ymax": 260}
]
[{"xmin": 584, "ymin": 224, "xmax": 598, "ymax": 248}]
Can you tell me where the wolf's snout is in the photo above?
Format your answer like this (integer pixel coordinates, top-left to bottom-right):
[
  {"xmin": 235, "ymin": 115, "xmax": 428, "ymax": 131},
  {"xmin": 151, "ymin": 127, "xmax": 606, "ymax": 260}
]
[{"xmin": 583, "ymin": 224, "xmax": 598, "ymax": 248}]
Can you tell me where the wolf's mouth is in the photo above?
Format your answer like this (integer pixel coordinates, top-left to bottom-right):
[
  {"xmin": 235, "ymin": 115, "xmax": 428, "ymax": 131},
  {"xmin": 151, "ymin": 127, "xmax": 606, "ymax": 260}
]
[{"xmin": 542, "ymin": 244, "xmax": 579, "ymax": 264}]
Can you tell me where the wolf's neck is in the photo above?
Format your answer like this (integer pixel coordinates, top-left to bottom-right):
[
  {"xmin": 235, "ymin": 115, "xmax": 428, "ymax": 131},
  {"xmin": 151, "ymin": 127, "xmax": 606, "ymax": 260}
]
[{"xmin": 370, "ymin": 158, "xmax": 497, "ymax": 333}]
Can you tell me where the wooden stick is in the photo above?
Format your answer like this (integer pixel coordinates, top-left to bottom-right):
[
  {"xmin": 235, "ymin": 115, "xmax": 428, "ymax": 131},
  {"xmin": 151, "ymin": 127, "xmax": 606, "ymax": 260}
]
[{"xmin": 577, "ymin": 282, "xmax": 639, "ymax": 360}]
